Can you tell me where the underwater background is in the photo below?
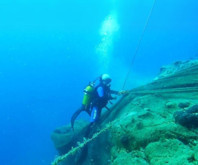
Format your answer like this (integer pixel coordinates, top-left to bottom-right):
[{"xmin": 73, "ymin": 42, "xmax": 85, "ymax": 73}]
[{"xmin": 0, "ymin": 0, "xmax": 198, "ymax": 164}]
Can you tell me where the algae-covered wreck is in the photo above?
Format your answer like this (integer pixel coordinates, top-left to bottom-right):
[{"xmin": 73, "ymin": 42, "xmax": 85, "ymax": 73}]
[{"xmin": 51, "ymin": 60, "xmax": 198, "ymax": 165}]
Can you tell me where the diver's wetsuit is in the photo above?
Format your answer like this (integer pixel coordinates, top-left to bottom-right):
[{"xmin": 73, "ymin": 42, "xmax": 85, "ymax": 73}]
[
  {"xmin": 90, "ymin": 83, "xmax": 118, "ymax": 123},
  {"xmin": 71, "ymin": 82, "xmax": 118, "ymax": 129}
]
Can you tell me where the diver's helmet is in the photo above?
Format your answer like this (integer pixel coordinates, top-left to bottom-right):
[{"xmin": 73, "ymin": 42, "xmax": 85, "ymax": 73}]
[{"xmin": 101, "ymin": 74, "xmax": 112, "ymax": 85}]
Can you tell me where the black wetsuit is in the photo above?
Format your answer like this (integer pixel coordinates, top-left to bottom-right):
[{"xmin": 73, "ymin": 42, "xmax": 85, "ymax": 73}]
[
  {"xmin": 70, "ymin": 83, "xmax": 118, "ymax": 129},
  {"xmin": 90, "ymin": 83, "xmax": 118, "ymax": 123}
]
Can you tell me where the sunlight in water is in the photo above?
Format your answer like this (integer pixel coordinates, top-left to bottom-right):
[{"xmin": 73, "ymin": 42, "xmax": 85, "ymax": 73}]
[{"xmin": 96, "ymin": 11, "xmax": 119, "ymax": 72}]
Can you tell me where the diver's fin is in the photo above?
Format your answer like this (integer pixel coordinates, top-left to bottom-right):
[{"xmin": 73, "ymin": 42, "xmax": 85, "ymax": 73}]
[{"xmin": 71, "ymin": 108, "xmax": 83, "ymax": 130}]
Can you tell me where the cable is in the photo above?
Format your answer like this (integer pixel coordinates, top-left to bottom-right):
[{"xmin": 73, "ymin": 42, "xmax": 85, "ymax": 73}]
[{"xmin": 122, "ymin": 0, "xmax": 157, "ymax": 90}]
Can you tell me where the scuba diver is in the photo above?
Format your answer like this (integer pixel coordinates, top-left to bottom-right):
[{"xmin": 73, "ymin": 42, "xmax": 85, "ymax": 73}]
[{"xmin": 71, "ymin": 74, "xmax": 127, "ymax": 130}]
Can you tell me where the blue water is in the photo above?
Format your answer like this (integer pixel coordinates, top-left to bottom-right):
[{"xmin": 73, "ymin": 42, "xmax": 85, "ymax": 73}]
[{"xmin": 0, "ymin": 0, "xmax": 197, "ymax": 164}]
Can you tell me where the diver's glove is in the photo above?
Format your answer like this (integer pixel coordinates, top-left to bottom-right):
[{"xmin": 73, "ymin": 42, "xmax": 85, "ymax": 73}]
[{"xmin": 118, "ymin": 90, "xmax": 129, "ymax": 95}]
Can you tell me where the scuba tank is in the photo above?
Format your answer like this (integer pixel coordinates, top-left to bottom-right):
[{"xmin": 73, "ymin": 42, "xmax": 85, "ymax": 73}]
[
  {"xmin": 82, "ymin": 82, "xmax": 95, "ymax": 109},
  {"xmin": 82, "ymin": 77, "xmax": 100, "ymax": 109}
]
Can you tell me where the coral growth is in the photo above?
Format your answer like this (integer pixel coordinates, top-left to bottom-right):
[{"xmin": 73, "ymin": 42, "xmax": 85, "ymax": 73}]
[{"xmin": 51, "ymin": 60, "xmax": 198, "ymax": 165}]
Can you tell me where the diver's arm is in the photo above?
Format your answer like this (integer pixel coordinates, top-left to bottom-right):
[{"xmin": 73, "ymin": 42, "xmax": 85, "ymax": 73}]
[
  {"xmin": 110, "ymin": 90, "xmax": 119, "ymax": 95},
  {"xmin": 111, "ymin": 90, "xmax": 129, "ymax": 95}
]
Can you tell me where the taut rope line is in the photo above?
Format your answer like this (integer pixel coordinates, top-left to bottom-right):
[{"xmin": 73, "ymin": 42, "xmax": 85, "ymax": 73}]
[{"xmin": 122, "ymin": 0, "xmax": 157, "ymax": 89}]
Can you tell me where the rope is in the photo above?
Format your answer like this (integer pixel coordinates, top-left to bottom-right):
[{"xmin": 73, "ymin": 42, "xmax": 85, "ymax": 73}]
[
  {"xmin": 122, "ymin": 0, "xmax": 157, "ymax": 90},
  {"xmin": 51, "ymin": 108, "xmax": 138, "ymax": 165},
  {"xmin": 51, "ymin": 124, "xmax": 112, "ymax": 165},
  {"xmin": 130, "ymin": 86, "xmax": 198, "ymax": 95}
]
